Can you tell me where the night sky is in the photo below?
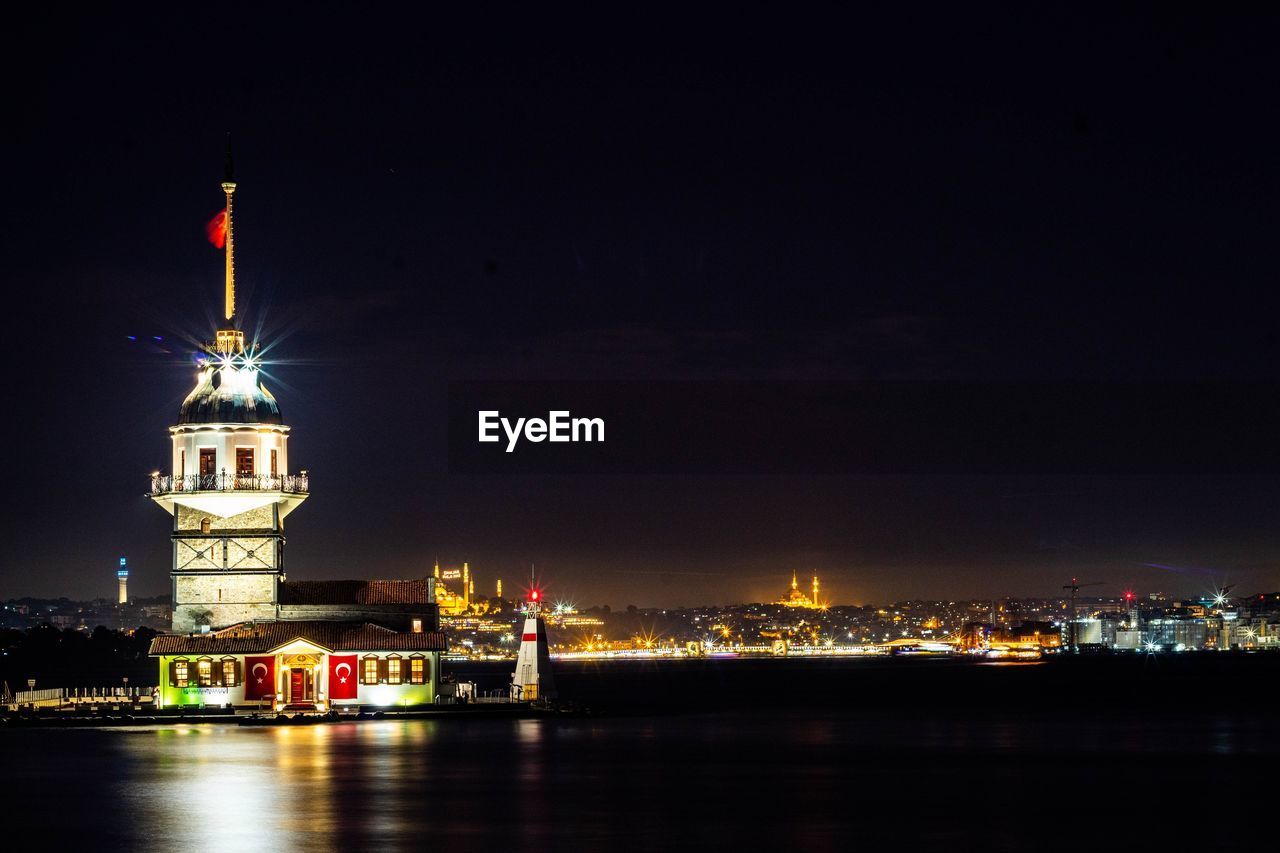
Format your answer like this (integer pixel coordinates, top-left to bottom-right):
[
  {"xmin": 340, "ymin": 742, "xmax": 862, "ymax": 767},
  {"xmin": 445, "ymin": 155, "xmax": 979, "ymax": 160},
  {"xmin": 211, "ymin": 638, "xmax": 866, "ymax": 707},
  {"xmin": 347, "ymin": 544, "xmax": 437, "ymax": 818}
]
[{"xmin": 6, "ymin": 10, "xmax": 1280, "ymax": 606}]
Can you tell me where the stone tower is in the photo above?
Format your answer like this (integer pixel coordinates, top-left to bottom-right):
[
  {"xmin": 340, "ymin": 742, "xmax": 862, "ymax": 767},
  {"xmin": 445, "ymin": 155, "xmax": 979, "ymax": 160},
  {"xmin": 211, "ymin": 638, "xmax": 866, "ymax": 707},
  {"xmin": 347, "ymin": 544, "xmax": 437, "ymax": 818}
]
[{"xmin": 148, "ymin": 147, "xmax": 309, "ymax": 632}]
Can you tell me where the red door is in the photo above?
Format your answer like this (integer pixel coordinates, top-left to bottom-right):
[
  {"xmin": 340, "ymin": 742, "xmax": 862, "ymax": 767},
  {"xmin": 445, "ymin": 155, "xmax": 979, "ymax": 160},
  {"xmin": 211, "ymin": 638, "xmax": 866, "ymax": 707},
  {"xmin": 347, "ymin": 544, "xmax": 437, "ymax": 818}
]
[{"xmin": 290, "ymin": 669, "xmax": 305, "ymax": 703}]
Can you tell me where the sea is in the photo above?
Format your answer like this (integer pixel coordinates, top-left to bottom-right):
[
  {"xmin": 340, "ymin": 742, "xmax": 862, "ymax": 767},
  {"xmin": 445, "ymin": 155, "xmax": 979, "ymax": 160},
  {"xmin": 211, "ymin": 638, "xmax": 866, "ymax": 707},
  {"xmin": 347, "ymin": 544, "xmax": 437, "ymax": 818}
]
[{"xmin": 2, "ymin": 654, "xmax": 1277, "ymax": 850}]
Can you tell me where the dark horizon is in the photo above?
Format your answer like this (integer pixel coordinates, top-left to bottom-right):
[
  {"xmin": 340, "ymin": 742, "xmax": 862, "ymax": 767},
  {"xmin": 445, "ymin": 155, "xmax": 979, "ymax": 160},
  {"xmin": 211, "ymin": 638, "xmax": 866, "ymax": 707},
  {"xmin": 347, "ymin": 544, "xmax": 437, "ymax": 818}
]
[{"xmin": 6, "ymin": 10, "xmax": 1280, "ymax": 606}]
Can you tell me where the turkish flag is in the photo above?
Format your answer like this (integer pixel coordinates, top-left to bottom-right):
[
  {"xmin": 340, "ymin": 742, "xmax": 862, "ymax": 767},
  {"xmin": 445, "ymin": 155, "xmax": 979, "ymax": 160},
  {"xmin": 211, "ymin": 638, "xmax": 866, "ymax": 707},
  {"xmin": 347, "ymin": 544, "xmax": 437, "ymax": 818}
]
[
  {"xmin": 244, "ymin": 656, "xmax": 275, "ymax": 700},
  {"xmin": 206, "ymin": 209, "xmax": 228, "ymax": 248},
  {"xmin": 328, "ymin": 654, "xmax": 358, "ymax": 700}
]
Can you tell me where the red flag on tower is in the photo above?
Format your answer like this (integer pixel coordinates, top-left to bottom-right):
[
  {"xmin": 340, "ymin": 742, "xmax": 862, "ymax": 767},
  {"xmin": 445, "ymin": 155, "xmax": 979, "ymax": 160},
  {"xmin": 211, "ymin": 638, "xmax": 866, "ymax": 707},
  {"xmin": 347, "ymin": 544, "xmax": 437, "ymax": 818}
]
[
  {"xmin": 244, "ymin": 656, "xmax": 275, "ymax": 700},
  {"xmin": 206, "ymin": 209, "xmax": 228, "ymax": 248},
  {"xmin": 328, "ymin": 654, "xmax": 359, "ymax": 700}
]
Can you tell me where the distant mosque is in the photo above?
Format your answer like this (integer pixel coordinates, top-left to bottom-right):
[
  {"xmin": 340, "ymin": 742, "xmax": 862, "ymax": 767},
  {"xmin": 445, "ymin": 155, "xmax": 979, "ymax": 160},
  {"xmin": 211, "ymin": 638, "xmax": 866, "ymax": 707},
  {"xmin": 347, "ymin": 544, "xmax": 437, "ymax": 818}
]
[{"xmin": 774, "ymin": 571, "xmax": 824, "ymax": 609}]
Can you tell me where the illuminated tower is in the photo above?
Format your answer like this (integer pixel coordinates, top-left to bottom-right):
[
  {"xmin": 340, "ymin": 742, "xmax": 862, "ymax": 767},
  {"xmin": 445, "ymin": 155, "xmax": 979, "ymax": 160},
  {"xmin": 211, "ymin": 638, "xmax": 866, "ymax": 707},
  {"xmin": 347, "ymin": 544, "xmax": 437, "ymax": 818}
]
[
  {"xmin": 117, "ymin": 556, "xmax": 129, "ymax": 605},
  {"xmin": 148, "ymin": 148, "xmax": 309, "ymax": 633},
  {"xmin": 511, "ymin": 582, "xmax": 556, "ymax": 702},
  {"xmin": 812, "ymin": 574, "xmax": 820, "ymax": 608},
  {"xmin": 496, "ymin": 578, "xmax": 503, "ymax": 598}
]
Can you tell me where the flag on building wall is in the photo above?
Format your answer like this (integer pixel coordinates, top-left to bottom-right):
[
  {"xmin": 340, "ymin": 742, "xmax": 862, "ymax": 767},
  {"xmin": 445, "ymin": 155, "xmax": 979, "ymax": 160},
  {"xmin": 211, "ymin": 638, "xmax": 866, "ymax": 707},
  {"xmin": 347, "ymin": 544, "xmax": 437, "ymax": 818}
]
[
  {"xmin": 244, "ymin": 656, "xmax": 275, "ymax": 700},
  {"xmin": 328, "ymin": 654, "xmax": 358, "ymax": 700}
]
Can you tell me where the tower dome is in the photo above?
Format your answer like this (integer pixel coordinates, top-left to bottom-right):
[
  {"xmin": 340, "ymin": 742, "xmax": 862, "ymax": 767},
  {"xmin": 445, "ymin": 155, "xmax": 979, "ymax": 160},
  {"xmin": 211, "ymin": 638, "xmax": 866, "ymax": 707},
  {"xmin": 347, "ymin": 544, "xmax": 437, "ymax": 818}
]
[{"xmin": 177, "ymin": 363, "xmax": 283, "ymax": 425}]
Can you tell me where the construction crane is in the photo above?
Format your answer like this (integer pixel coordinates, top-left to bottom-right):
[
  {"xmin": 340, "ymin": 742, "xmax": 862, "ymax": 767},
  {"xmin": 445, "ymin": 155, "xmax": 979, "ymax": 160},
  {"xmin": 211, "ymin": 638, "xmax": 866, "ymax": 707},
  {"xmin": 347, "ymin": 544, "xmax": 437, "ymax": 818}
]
[{"xmin": 1062, "ymin": 577, "xmax": 1105, "ymax": 652}]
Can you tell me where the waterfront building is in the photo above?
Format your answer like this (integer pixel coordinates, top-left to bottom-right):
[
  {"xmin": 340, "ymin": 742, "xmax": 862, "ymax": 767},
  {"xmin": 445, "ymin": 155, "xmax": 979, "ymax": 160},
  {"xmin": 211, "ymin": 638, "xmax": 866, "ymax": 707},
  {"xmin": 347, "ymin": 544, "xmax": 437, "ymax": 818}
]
[
  {"xmin": 1146, "ymin": 616, "xmax": 1208, "ymax": 650},
  {"xmin": 146, "ymin": 150, "xmax": 445, "ymax": 710},
  {"xmin": 151, "ymin": 621, "xmax": 445, "ymax": 710},
  {"xmin": 1069, "ymin": 617, "xmax": 1118, "ymax": 648}
]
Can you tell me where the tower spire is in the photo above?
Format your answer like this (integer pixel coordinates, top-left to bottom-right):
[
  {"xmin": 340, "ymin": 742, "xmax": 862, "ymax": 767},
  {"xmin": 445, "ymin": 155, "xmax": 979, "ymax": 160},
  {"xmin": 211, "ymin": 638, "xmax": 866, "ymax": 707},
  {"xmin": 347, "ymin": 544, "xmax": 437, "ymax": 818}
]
[
  {"xmin": 222, "ymin": 134, "xmax": 236, "ymax": 322},
  {"xmin": 215, "ymin": 134, "xmax": 245, "ymax": 354}
]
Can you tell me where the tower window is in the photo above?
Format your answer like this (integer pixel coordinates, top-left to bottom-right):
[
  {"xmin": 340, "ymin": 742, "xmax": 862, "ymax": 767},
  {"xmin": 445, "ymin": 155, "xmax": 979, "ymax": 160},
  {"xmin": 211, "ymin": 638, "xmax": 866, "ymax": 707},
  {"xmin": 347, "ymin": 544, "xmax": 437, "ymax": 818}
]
[
  {"xmin": 199, "ymin": 448, "xmax": 216, "ymax": 476},
  {"xmin": 270, "ymin": 448, "xmax": 278, "ymax": 478},
  {"xmin": 236, "ymin": 447, "xmax": 254, "ymax": 477}
]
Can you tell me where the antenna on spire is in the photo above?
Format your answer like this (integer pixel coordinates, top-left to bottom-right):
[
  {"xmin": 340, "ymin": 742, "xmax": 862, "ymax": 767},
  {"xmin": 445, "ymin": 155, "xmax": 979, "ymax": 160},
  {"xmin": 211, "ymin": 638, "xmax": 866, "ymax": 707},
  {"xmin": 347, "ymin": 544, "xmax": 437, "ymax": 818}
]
[
  {"xmin": 223, "ymin": 133, "xmax": 235, "ymax": 183},
  {"xmin": 214, "ymin": 134, "xmax": 245, "ymax": 355}
]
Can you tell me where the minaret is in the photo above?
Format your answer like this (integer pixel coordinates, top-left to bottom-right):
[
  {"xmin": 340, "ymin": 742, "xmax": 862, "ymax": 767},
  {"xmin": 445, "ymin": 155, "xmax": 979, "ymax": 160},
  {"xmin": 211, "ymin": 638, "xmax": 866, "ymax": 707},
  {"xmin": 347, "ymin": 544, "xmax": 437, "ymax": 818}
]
[
  {"xmin": 148, "ymin": 147, "xmax": 309, "ymax": 633},
  {"xmin": 117, "ymin": 556, "xmax": 129, "ymax": 605},
  {"xmin": 812, "ymin": 574, "xmax": 820, "ymax": 608},
  {"xmin": 511, "ymin": 579, "xmax": 556, "ymax": 702}
]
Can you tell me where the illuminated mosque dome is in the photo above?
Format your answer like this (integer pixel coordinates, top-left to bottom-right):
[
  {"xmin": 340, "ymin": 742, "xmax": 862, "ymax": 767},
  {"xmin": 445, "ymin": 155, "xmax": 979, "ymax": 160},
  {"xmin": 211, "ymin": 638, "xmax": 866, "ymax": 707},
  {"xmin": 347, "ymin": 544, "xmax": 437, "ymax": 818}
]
[
  {"xmin": 177, "ymin": 361, "xmax": 283, "ymax": 425},
  {"xmin": 774, "ymin": 570, "xmax": 822, "ymax": 609}
]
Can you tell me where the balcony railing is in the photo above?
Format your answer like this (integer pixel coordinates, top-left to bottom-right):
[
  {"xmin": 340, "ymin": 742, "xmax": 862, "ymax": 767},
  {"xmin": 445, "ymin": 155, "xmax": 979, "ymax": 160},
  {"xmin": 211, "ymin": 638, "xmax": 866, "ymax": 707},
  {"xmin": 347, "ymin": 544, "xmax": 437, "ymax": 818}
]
[{"xmin": 149, "ymin": 471, "xmax": 309, "ymax": 496}]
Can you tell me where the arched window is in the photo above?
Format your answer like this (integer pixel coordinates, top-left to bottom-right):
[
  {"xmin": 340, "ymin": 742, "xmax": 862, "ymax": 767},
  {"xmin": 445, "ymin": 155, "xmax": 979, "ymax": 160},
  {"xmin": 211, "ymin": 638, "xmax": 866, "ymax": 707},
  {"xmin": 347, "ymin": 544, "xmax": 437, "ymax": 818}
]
[
  {"xmin": 220, "ymin": 657, "xmax": 238, "ymax": 687},
  {"xmin": 200, "ymin": 517, "xmax": 212, "ymax": 534},
  {"xmin": 197, "ymin": 658, "xmax": 214, "ymax": 686},
  {"xmin": 386, "ymin": 655, "xmax": 403, "ymax": 685},
  {"xmin": 409, "ymin": 655, "xmax": 427, "ymax": 685},
  {"xmin": 171, "ymin": 658, "xmax": 191, "ymax": 687}
]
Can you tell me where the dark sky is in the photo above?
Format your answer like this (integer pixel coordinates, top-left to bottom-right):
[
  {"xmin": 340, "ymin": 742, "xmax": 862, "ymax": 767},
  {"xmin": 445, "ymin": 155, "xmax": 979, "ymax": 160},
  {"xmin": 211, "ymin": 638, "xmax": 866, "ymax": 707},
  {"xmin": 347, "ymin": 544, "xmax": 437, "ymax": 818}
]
[{"xmin": 5, "ymin": 10, "xmax": 1280, "ymax": 606}]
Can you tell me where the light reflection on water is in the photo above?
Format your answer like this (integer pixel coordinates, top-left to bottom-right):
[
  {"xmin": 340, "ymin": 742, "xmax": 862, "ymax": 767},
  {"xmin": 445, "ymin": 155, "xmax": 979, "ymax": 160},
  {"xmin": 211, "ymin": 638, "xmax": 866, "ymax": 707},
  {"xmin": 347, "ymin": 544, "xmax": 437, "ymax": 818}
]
[{"xmin": 2, "ymin": 709, "xmax": 1276, "ymax": 851}]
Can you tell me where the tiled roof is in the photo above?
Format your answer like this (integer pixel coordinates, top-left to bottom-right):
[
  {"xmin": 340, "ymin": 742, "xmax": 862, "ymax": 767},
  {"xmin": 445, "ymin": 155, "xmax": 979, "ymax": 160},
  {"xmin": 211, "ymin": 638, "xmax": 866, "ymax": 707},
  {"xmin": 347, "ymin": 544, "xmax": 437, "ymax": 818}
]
[
  {"xmin": 278, "ymin": 579, "xmax": 432, "ymax": 605},
  {"xmin": 149, "ymin": 621, "xmax": 447, "ymax": 655}
]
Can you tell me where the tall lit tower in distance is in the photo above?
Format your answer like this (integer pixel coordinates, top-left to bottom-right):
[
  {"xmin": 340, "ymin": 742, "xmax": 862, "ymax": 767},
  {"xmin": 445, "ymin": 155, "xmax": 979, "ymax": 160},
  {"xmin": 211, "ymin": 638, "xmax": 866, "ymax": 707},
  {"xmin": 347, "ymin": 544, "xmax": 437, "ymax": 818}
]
[{"xmin": 117, "ymin": 557, "xmax": 129, "ymax": 604}]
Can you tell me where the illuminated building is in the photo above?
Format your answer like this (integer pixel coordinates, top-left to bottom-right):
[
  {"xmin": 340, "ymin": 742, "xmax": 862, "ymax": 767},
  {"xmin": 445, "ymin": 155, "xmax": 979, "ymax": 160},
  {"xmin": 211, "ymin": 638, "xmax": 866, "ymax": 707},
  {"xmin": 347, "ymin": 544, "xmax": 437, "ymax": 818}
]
[
  {"xmin": 117, "ymin": 556, "xmax": 129, "ymax": 605},
  {"xmin": 774, "ymin": 571, "xmax": 823, "ymax": 609},
  {"xmin": 151, "ymin": 621, "xmax": 445, "ymax": 710},
  {"xmin": 147, "ymin": 147, "xmax": 305, "ymax": 633},
  {"xmin": 433, "ymin": 560, "xmax": 475, "ymax": 615},
  {"xmin": 146, "ymin": 148, "xmax": 445, "ymax": 709}
]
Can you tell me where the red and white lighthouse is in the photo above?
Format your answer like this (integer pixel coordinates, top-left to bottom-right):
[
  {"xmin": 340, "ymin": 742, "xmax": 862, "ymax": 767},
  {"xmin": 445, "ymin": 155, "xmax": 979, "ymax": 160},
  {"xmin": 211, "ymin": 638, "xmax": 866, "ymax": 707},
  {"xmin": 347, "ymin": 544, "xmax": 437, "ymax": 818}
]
[{"xmin": 512, "ymin": 585, "xmax": 556, "ymax": 702}]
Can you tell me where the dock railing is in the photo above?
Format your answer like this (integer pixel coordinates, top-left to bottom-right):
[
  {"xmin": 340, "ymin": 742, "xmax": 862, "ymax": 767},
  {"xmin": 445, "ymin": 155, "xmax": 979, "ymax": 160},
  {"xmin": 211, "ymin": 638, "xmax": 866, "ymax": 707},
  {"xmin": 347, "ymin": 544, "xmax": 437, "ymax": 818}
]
[{"xmin": 9, "ymin": 686, "xmax": 154, "ymax": 711}]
